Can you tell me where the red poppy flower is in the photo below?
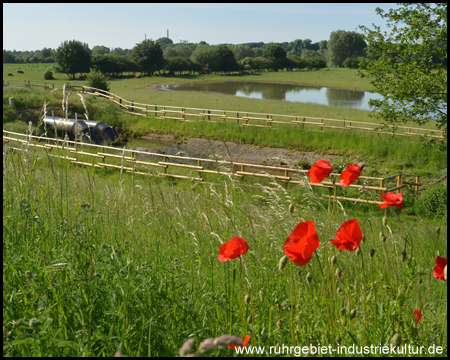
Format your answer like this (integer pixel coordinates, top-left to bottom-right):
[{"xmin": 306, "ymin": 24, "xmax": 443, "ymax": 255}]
[
  {"xmin": 433, "ymin": 256, "xmax": 447, "ymax": 281},
  {"xmin": 339, "ymin": 164, "xmax": 361, "ymax": 187},
  {"xmin": 308, "ymin": 160, "xmax": 334, "ymax": 184},
  {"xmin": 330, "ymin": 219, "xmax": 363, "ymax": 251},
  {"xmin": 218, "ymin": 237, "xmax": 249, "ymax": 262},
  {"xmin": 379, "ymin": 192, "xmax": 404, "ymax": 209},
  {"xmin": 414, "ymin": 310, "xmax": 422, "ymax": 324},
  {"xmin": 228, "ymin": 335, "xmax": 250, "ymax": 350},
  {"xmin": 283, "ymin": 221, "xmax": 320, "ymax": 266}
]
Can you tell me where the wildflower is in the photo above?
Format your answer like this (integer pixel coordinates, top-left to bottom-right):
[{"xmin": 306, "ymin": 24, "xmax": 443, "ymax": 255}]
[
  {"xmin": 284, "ymin": 221, "xmax": 320, "ymax": 266},
  {"xmin": 307, "ymin": 160, "xmax": 333, "ymax": 184},
  {"xmin": 414, "ymin": 310, "xmax": 422, "ymax": 324},
  {"xmin": 379, "ymin": 192, "xmax": 404, "ymax": 209},
  {"xmin": 433, "ymin": 256, "xmax": 447, "ymax": 281},
  {"xmin": 339, "ymin": 164, "xmax": 361, "ymax": 187},
  {"xmin": 227, "ymin": 335, "xmax": 250, "ymax": 350},
  {"xmin": 330, "ymin": 219, "xmax": 363, "ymax": 252},
  {"xmin": 218, "ymin": 237, "xmax": 249, "ymax": 262}
]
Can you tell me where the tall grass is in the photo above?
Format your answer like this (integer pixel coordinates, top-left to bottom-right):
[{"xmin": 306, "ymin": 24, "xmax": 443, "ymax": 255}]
[{"xmin": 3, "ymin": 140, "xmax": 447, "ymax": 356}]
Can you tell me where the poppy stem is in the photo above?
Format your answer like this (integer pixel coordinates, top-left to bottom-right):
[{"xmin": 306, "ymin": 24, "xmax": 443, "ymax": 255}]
[
  {"xmin": 419, "ymin": 227, "xmax": 441, "ymax": 318},
  {"xmin": 239, "ymin": 256, "xmax": 244, "ymax": 335},
  {"xmin": 360, "ymin": 248, "xmax": 368, "ymax": 341}
]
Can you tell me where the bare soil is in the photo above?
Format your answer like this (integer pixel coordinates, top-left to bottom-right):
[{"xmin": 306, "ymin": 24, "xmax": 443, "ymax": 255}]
[{"xmin": 141, "ymin": 132, "xmax": 360, "ymax": 169}]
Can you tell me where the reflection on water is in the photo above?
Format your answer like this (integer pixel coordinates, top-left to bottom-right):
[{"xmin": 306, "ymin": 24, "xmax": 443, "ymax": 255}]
[{"xmin": 161, "ymin": 81, "xmax": 383, "ymax": 111}]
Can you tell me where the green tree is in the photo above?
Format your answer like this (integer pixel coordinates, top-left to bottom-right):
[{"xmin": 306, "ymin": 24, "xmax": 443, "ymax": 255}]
[
  {"xmin": 131, "ymin": 39, "xmax": 164, "ymax": 75},
  {"xmin": 217, "ymin": 45, "xmax": 239, "ymax": 73},
  {"xmin": 156, "ymin": 37, "xmax": 173, "ymax": 47},
  {"xmin": 92, "ymin": 45, "xmax": 110, "ymax": 56},
  {"xmin": 54, "ymin": 40, "xmax": 91, "ymax": 79},
  {"xmin": 263, "ymin": 43, "xmax": 288, "ymax": 70},
  {"xmin": 358, "ymin": 3, "xmax": 447, "ymax": 146},
  {"xmin": 328, "ymin": 30, "xmax": 366, "ymax": 67},
  {"xmin": 86, "ymin": 68, "xmax": 110, "ymax": 92},
  {"xmin": 190, "ymin": 45, "xmax": 220, "ymax": 73}
]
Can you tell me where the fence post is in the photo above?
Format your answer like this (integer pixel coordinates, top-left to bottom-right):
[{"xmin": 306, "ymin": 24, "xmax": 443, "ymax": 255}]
[
  {"xmin": 208, "ymin": 110, "xmax": 211, "ymax": 121},
  {"xmin": 145, "ymin": 105, "xmax": 148, "ymax": 118},
  {"xmin": 182, "ymin": 108, "xmax": 185, "ymax": 121},
  {"xmin": 320, "ymin": 118, "xmax": 324, "ymax": 132},
  {"xmin": 302, "ymin": 117, "xmax": 305, "ymax": 129},
  {"xmin": 415, "ymin": 176, "xmax": 420, "ymax": 196},
  {"xmin": 155, "ymin": 105, "xmax": 157, "ymax": 117},
  {"xmin": 396, "ymin": 174, "xmax": 402, "ymax": 193},
  {"xmin": 236, "ymin": 112, "xmax": 239, "ymax": 125}
]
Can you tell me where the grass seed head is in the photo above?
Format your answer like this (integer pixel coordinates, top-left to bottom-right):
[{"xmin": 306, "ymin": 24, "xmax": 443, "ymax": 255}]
[
  {"xmin": 198, "ymin": 338, "xmax": 215, "ymax": 355},
  {"xmin": 382, "ymin": 216, "xmax": 388, "ymax": 226},
  {"xmin": 179, "ymin": 338, "xmax": 195, "ymax": 357}
]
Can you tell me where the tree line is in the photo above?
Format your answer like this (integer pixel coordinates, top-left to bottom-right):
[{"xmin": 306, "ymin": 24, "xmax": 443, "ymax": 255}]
[{"xmin": 3, "ymin": 31, "xmax": 370, "ymax": 79}]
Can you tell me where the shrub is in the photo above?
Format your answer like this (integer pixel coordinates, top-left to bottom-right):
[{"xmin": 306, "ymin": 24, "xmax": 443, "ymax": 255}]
[
  {"xmin": 85, "ymin": 68, "xmax": 110, "ymax": 92},
  {"xmin": 44, "ymin": 70, "xmax": 54, "ymax": 80},
  {"xmin": 415, "ymin": 184, "xmax": 447, "ymax": 219}
]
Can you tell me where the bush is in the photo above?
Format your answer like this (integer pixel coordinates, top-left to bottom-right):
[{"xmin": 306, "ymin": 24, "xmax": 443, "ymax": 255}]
[
  {"xmin": 415, "ymin": 184, "xmax": 447, "ymax": 219},
  {"xmin": 85, "ymin": 68, "xmax": 110, "ymax": 92},
  {"xmin": 44, "ymin": 70, "xmax": 54, "ymax": 80}
]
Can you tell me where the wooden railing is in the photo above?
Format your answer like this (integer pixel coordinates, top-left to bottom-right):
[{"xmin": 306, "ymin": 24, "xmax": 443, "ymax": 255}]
[
  {"xmin": 3, "ymin": 130, "xmax": 422, "ymax": 205},
  {"xmin": 3, "ymin": 80, "xmax": 445, "ymax": 139}
]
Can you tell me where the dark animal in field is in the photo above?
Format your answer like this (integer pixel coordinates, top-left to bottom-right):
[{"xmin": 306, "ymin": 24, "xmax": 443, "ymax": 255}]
[
  {"xmin": 17, "ymin": 70, "xmax": 24, "ymax": 74},
  {"xmin": 78, "ymin": 75, "xmax": 87, "ymax": 80},
  {"xmin": 7, "ymin": 73, "xmax": 13, "ymax": 76},
  {"xmin": 135, "ymin": 75, "xmax": 141, "ymax": 78}
]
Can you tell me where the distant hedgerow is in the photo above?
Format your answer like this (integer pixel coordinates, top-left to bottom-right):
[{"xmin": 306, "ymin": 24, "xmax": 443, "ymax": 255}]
[{"xmin": 415, "ymin": 184, "xmax": 447, "ymax": 219}]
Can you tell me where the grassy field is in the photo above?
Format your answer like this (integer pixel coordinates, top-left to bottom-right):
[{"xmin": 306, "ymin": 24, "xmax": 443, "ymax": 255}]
[
  {"xmin": 3, "ymin": 64, "xmax": 447, "ymax": 356},
  {"xmin": 2, "ymin": 141, "xmax": 447, "ymax": 356}
]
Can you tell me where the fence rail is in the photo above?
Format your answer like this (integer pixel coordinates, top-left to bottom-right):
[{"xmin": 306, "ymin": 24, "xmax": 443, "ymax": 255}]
[
  {"xmin": 3, "ymin": 80, "xmax": 445, "ymax": 139},
  {"xmin": 3, "ymin": 130, "xmax": 422, "ymax": 205}
]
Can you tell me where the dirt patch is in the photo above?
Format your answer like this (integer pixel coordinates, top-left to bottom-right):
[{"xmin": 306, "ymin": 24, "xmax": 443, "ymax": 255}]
[{"xmin": 141, "ymin": 132, "xmax": 359, "ymax": 169}]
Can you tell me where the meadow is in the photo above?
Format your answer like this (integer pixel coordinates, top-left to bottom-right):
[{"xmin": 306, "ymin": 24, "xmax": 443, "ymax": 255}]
[{"xmin": 3, "ymin": 65, "xmax": 447, "ymax": 356}]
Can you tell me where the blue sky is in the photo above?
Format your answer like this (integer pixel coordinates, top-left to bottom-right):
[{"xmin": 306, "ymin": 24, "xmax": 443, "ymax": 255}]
[{"xmin": 3, "ymin": 3, "xmax": 400, "ymax": 51}]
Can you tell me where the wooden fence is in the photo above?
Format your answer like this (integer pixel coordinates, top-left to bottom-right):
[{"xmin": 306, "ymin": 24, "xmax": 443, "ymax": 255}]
[
  {"xmin": 3, "ymin": 80, "xmax": 445, "ymax": 139},
  {"xmin": 3, "ymin": 130, "xmax": 422, "ymax": 206}
]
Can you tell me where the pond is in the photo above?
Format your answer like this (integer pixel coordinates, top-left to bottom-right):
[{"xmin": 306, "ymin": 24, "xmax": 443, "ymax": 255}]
[{"xmin": 160, "ymin": 81, "xmax": 384, "ymax": 112}]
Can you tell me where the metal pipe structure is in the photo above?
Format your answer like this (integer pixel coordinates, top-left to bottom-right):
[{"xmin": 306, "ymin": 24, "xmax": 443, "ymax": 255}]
[{"xmin": 42, "ymin": 116, "xmax": 121, "ymax": 145}]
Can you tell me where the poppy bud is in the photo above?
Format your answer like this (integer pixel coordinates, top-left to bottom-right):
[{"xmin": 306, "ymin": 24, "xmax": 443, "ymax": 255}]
[
  {"xmin": 350, "ymin": 308, "xmax": 357, "ymax": 320},
  {"xmin": 341, "ymin": 318, "xmax": 347, "ymax": 326},
  {"xmin": 278, "ymin": 255, "xmax": 289, "ymax": 271},
  {"xmin": 355, "ymin": 247, "xmax": 361, "ymax": 256},
  {"xmin": 369, "ymin": 248, "xmax": 375, "ymax": 257},
  {"xmin": 390, "ymin": 333, "xmax": 402, "ymax": 348},
  {"xmin": 340, "ymin": 307, "xmax": 346, "ymax": 317},
  {"xmin": 401, "ymin": 250, "xmax": 407, "ymax": 262},
  {"xmin": 335, "ymin": 267, "xmax": 343, "ymax": 279},
  {"xmin": 306, "ymin": 272, "xmax": 312, "ymax": 285},
  {"xmin": 289, "ymin": 202, "xmax": 295, "ymax": 214},
  {"xmin": 336, "ymin": 287, "xmax": 342, "ymax": 296},
  {"xmin": 335, "ymin": 335, "xmax": 342, "ymax": 344},
  {"xmin": 331, "ymin": 255, "xmax": 337, "ymax": 266},
  {"xmin": 247, "ymin": 314, "xmax": 252, "ymax": 324},
  {"xmin": 382, "ymin": 216, "xmax": 388, "ymax": 226},
  {"xmin": 259, "ymin": 289, "xmax": 264, "ymax": 302},
  {"xmin": 245, "ymin": 293, "xmax": 251, "ymax": 305},
  {"xmin": 276, "ymin": 319, "xmax": 282, "ymax": 329}
]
